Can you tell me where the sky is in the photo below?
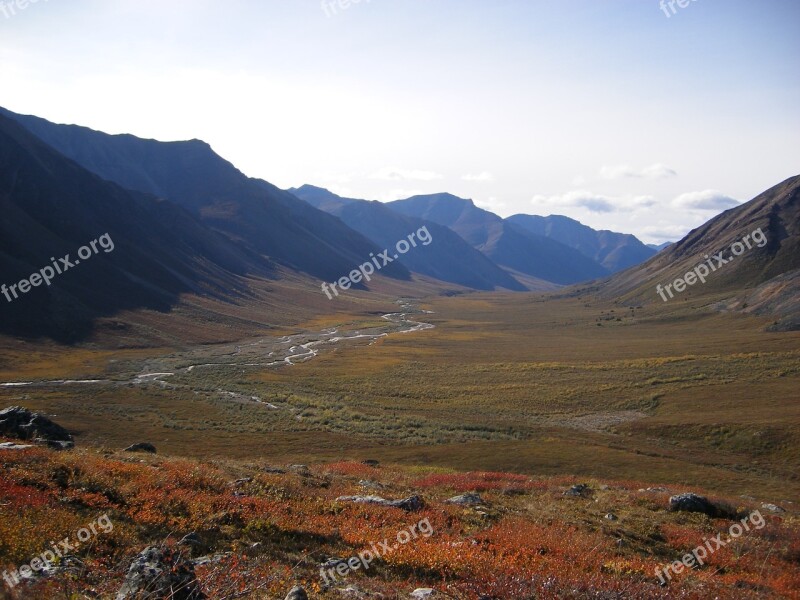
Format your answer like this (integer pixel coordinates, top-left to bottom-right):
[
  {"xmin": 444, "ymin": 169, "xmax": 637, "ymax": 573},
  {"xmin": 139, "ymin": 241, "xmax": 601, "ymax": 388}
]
[{"xmin": 1, "ymin": 0, "xmax": 798, "ymax": 244}]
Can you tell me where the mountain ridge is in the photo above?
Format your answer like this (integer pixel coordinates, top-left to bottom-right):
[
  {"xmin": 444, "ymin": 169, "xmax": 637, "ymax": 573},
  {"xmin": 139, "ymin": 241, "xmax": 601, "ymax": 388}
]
[
  {"xmin": 388, "ymin": 193, "xmax": 611, "ymax": 285},
  {"xmin": 290, "ymin": 185, "xmax": 528, "ymax": 291}
]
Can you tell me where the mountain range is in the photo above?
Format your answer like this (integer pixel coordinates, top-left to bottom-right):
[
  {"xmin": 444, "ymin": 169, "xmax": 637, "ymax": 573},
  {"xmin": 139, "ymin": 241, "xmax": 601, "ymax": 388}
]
[
  {"xmin": 506, "ymin": 214, "xmax": 656, "ymax": 273},
  {"xmin": 1, "ymin": 106, "xmax": 797, "ymax": 339}
]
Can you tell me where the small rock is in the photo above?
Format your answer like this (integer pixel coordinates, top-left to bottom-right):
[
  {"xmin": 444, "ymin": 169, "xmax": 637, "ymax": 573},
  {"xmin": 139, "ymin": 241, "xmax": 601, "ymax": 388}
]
[
  {"xmin": 761, "ymin": 503, "xmax": 786, "ymax": 513},
  {"xmin": 178, "ymin": 532, "xmax": 202, "ymax": 546},
  {"xmin": 445, "ymin": 492, "xmax": 484, "ymax": 506},
  {"xmin": 0, "ymin": 442, "xmax": 34, "ymax": 450},
  {"xmin": 336, "ymin": 495, "xmax": 424, "ymax": 512},
  {"xmin": 191, "ymin": 553, "xmax": 230, "ymax": 567},
  {"xmin": 362, "ymin": 459, "xmax": 380, "ymax": 467},
  {"xmin": 264, "ymin": 466, "xmax": 287, "ymax": 474},
  {"xmin": 669, "ymin": 493, "xmax": 725, "ymax": 517},
  {"xmin": 321, "ymin": 557, "xmax": 348, "ymax": 570},
  {"xmin": 564, "ymin": 484, "xmax": 591, "ymax": 498},
  {"xmin": 410, "ymin": 589, "xmax": 435, "ymax": 599},
  {"xmin": 232, "ymin": 477, "xmax": 252, "ymax": 487},
  {"xmin": 605, "ymin": 513, "xmax": 618, "ymax": 521},
  {"xmin": 123, "ymin": 442, "xmax": 157, "ymax": 454},
  {"xmin": 390, "ymin": 495, "xmax": 424, "ymax": 511},
  {"xmin": 285, "ymin": 586, "xmax": 308, "ymax": 600},
  {"xmin": 359, "ymin": 479, "xmax": 386, "ymax": 490}
]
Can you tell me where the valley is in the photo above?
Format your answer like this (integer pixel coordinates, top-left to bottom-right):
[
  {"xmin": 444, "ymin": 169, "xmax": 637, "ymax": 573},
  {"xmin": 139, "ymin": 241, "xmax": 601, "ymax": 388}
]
[{"xmin": 2, "ymin": 289, "xmax": 797, "ymax": 507}]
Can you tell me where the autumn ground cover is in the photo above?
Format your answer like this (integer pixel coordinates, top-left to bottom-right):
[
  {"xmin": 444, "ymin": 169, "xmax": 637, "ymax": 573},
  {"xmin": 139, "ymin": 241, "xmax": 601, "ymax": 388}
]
[{"xmin": 0, "ymin": 449, "xmax": 798, "ymax": 599}]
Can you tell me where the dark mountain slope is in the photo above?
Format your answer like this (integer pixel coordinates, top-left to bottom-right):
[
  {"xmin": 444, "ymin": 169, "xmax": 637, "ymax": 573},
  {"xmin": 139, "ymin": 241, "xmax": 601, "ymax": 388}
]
[
  {"xmin": 388, "ymin": 193, "xmax": 609, "ymax": 285},
  {"xmin": 595, "ymin": 175, "xmax": 800, "ymax": 328},
  {"xmin": 506, "ymin": 214, "xmax": 656, "ymax": 273},
  {"xmin": 290, "ymin": 185, "xmax": 527, "ymax": 291},
  {"xmin": 0, "ymin": 114, "xmax": 263, "ymax": 341},
  {"xmin": 0, "ymin": 108, "xmax": 409, "ymax": 283}
]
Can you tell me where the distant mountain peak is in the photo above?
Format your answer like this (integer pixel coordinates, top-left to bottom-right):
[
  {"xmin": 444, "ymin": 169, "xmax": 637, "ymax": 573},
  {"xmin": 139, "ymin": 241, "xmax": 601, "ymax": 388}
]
[{"xmin": 406, "ymin": 192, "xmax": 475, "ymax": 205}]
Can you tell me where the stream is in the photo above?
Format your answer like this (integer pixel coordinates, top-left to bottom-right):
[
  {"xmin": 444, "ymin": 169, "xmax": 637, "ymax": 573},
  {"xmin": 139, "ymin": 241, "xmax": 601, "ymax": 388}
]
[{"xmin": 0, "ymin": 301, "xmax": 434, "ymax": 391}]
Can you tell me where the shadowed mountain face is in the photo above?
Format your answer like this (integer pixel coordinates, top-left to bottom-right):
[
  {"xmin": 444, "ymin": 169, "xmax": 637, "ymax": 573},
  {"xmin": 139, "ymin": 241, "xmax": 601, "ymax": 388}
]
[
  {"xmin": 597, "ymin": 175, "xmax": 800, "ymax": 329},
  {"xmin": 0, "ymin": 114, "xmax": 265, "ymax": 342},
  {"xmin": 388, "ymin": 194, "xmax": 610, "ymax": 285},
  {"xmin": 506, "ymin": 214, "xmax": 656, "ymax": 273},
  {"xmin": 290, "ymin": 185, "xmax": 528, "ymax": 291},
  {"xmin": 0, "ymin": 108, "xmax": 410, "ymax": 284}
]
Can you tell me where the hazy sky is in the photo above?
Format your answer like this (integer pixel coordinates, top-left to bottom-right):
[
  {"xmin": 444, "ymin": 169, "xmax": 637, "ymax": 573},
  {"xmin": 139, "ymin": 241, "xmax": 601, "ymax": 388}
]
[{"xmin": 1, "ymin": 0, "xmax": 798, "ymax": 243}]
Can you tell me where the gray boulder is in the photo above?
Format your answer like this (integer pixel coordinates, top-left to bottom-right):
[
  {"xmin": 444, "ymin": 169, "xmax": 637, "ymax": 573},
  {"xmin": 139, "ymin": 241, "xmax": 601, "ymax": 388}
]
[
  {"xmin": 116, "ymin": 546, "xmax": 204, "ymax": 600},
  {"xmin": 445, "ymin": 492, "xmax": 484, "ymax": 506},
  {"xmin": 0, "ymin": 406, "xmax": 74, "ymax": 449},
  {"xmin": 285, "ymin": 586, "xmax": 308, "ymax": 600},
  {"xmin": 124, "ymin": 442, "xmax": 157, "ymax": 454},
  {"xmin": 669, "ymin": 493, "xmax": 726, "ymax": 518},
  {"xmin": 564, "ymin": 484, "xmax": 591, "ymax": 498},
  {"xmin": 336, "ymin": 494, "xmax": 424, "ymax": 512}
]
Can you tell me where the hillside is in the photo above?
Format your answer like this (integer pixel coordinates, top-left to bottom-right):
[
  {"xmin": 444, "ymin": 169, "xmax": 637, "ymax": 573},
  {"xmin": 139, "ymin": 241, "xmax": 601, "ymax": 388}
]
[
  {"xmin": 594, "ymin": 175, "xmax": 800, "ymax": 330},
  {"xmin": 0, "ymin": 114, "xmax": 271, "ymax": 342},
  {"xmin": 0, "ymin": 445, "xmax": 797, "ymax": 599}
]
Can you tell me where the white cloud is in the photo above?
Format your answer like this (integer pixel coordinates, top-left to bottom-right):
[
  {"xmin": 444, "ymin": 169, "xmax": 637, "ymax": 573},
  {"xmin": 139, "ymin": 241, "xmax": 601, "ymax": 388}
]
[
  {"xmin": 531, "ymin": 190, "xmax": 657, "ymax": 213},
  {"xmin": 672, "ymin": 189, "xmax": 740, "ymax": 211},
  {"xmin": 641, "ymin": 224, "xmax": 693, "ymax": 242},
  {"xmin": 599, "ymin": 163, "xmax": 677, "ymax": 180},
  {"xmin": 369, "ymin": 167, "xmax": 444, "ymax": 182},
  {"xmin": 474, "ymin": 196, "xmax": 507, "ymax": 214},
  {"xmin": 461, "ymin": 171, "xmax": 494, "ymax": 182}
]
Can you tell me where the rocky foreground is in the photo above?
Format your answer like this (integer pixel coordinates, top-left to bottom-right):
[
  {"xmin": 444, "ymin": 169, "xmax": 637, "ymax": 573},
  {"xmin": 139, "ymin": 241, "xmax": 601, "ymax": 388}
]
[{"xmin": 0, "ymin": 416, "xmax": 798, "ymax": 599}]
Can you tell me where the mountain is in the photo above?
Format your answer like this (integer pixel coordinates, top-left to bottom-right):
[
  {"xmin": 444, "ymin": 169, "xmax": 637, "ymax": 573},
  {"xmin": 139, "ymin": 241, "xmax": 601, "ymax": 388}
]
[
  {"xmin": 597, "ymin": 175, "xmax": 800, "ymax": 329},
  {"xmin": 387, "ymin": 193, "xmax": 610, "ymax": 285},
  {"xmin": 0, "ymin": 108, "xmax": 409, "ymax": 284},
  {"xmin": 648, "ymin": 242, "xmax": 673, "ymax": 252},
  {"xmin": 506, "ymin": 214, "xmax": 656, "ymax": 273},
  {"xmin": 0, "ymin": 113, "xmax": 265, "ymax": 341},
  {"xmin": 290, "ymin": 185, "xmax": 527, "ymax": 291}
]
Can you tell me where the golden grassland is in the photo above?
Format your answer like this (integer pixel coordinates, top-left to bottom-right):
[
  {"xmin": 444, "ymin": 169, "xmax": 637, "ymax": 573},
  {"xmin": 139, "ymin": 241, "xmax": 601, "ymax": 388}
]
[{"xmin": 1, "ymin": 288, "xmax": 798, "ymax": 507}]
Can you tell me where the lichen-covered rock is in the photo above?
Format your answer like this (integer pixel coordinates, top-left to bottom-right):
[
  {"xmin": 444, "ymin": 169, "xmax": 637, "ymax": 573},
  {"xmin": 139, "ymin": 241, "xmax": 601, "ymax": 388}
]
[{"xmin": 116, "ymin": 546, "xmax": 204, "ymax": 600}]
